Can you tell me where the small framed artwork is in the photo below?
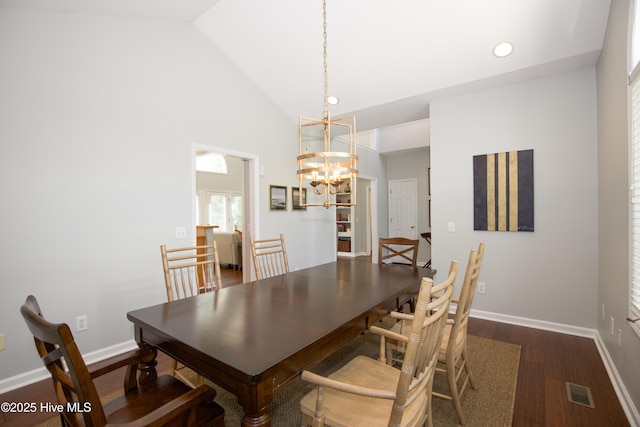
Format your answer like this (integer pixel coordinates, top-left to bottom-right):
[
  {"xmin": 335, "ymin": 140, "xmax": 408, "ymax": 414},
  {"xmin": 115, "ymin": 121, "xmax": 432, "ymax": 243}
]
[
  {"xmin": 269, "ymin": 185, "xmax": 287, "ymax": 210},
  {"xmin": 292, "ymin": 187, "xmax": 307, "ymax": 210}
]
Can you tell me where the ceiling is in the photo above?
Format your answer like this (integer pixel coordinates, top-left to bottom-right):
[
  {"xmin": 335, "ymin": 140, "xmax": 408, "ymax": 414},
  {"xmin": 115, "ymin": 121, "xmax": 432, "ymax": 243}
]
[{"xmin": 0, "ymin": 0, "xmax": 612, "ymax": 131}]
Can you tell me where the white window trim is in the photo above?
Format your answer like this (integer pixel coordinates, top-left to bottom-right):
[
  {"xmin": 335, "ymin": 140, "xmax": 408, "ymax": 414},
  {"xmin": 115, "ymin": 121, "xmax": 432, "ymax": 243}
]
[
  {"xmin": 205, "ymin": 191, "xmax": 242, "ymax": 232},
  {"xmin": 629, "ymin": 0, "xmax": 640, "ymax": 338}
]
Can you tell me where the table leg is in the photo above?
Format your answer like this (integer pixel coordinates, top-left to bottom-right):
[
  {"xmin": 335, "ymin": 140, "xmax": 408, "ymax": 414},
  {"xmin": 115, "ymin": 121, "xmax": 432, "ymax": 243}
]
[
  {"xmin": 238, "ymin": 382, "xmax": 272, "ymax": 427},
  {"xmin": 241, "ymin": 411, "xmax": 270, "ymax": 427},
  {"xmin": 136, "ymin": 344, "xmax": 158, "ymax": 386}
]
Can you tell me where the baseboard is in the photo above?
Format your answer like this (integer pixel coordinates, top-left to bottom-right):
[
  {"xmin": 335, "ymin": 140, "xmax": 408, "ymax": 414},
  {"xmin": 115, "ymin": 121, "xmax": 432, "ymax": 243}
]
[
  {"xmin": 0, "ymin": 339, "xmax": 138, "ymax": 395},
  {"xmin": 470, "ymin": 309, "xmax": 639, "ymax": 427},
  {"xmin": 470, "ymin": 308, "xmax": 596, "ymax": 338},
  {"xmin": 594, "ymin": 332, "xmax": 640, "ymax": 427},
  {"xmin": 337, "ymin": 251, "xmax": 356, "ymax": 257},
  {"xmin": 338, "ymin": 251, "xmax": 369, "ymax": 258}
]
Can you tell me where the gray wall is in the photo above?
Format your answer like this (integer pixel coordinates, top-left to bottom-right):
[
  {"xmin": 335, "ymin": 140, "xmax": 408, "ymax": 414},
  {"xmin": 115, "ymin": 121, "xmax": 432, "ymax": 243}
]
[
  {"xmin": 597, "ymin": 0, "xmax": 640, "ymax": 412},
  {"xmin": 430, "ymin": 67, "xmax": 598, "ymax": 327}
]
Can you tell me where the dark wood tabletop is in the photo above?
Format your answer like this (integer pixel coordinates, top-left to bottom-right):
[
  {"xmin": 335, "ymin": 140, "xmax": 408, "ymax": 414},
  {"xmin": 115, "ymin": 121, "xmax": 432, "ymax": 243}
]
[{"xmin": 127, "ymin": 259, "xmax": 433, "ymax": 427}]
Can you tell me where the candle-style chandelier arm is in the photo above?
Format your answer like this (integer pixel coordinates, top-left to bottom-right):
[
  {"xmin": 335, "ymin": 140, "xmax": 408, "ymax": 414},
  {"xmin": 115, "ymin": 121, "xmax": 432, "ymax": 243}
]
[{"xmin": 297, "ymin": 116, "xmax": 358, "ymax": 207}]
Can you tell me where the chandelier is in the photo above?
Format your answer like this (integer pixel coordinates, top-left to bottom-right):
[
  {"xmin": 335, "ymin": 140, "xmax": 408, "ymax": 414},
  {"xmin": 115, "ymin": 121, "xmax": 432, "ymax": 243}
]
[{"xmin": 296, "ymin": 0, "xmax": 358, "ymax": 208}]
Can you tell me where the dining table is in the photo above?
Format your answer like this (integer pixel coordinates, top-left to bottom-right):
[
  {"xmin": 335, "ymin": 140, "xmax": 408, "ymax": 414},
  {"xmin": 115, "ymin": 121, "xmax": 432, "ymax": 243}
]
[{"xmin": 127, "ymin": 259, "xmax": 434, "ymax": 427}]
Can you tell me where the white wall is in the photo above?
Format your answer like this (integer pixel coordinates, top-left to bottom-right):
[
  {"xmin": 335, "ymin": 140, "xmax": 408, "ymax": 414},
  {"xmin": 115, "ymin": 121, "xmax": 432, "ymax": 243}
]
[
  {"xmin": 377, "ymin": 119, "xmax": 430, "ymax": 153},
  {"xmin": 0, "ymin": 8, "xmax": 338, "ymax": 381},
  {"xmin": 196, "ymin": 159, "xmax": 244, "ymax": 195},
  {"xmin": 430, "ymin": 67, "xmax": 598, "ymax": 327},
  {"xmin": 596, "ymin": 0, "xmax": 640, "ymax": 413}
]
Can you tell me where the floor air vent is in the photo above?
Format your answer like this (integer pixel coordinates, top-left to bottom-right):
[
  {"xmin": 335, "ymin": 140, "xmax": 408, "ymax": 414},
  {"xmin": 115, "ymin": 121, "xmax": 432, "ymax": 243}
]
[{"xmin": 566, "ymin": 382, "xmax": 595, "ymax": 408}]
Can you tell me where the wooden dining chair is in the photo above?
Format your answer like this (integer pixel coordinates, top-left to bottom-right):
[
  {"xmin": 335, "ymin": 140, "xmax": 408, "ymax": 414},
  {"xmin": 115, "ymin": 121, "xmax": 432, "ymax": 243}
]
[
  {"xmin": 161, "ymin": 242, "xmax": 222, "ymax": 387},
  {"xmin": 249, "ymin": 234, "xmax": 290, "ymax": 280},
  {"xmin": 300, "ymin": 261, "xmax": 458, "ymax": 427},
  {"xmin": 20, "ymin": 295, "xmax": 224, "ymax": 427},
  {"xmin": 379, "ymin": 237, "xmax": 421, "ymax": 311},
  {"xmin": 161, "ymin": 242, "xmax": 223, "ymax": 300},
  {"xmin": 378, "ymin": 237, "xmax": 420, "ymax": 266},
  {"xmin": 433, "ymin": 242, "xmax": 485, "ymax": 425},
  {"xmin": 377, "ymin": 243, "xmax": 486, "ymax": 425}
]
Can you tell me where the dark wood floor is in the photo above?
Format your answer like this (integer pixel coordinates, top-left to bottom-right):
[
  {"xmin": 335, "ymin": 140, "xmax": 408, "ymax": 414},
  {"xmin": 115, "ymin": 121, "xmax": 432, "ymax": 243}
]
[
  {"xmin": 1, "ymin": 265, "xmax": 630, "ymax": 426},
  {"xmin": 468, "ymin": 318, "xmax": 629, "ymax": 426}
]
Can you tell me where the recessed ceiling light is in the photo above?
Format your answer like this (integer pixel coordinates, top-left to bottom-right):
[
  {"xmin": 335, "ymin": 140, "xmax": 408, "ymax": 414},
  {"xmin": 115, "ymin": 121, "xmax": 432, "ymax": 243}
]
[
  {"xmin": 327, "ymin": 95, "xmax": 339, "ymax": 105},
  {"xmin": 493, "ymin": 42, "xmax": 514, "ymax": 58}
]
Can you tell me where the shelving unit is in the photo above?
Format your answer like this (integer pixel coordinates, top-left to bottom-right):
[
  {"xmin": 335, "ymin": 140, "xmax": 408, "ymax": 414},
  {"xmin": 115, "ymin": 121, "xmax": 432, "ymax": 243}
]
[{"xmin": 336, "ymin": 189, "xmax": 354, "ymax": 256}]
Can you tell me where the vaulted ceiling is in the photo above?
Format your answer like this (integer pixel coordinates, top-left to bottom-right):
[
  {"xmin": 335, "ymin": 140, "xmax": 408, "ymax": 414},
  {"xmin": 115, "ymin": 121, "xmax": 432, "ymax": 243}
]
[{"xmin": 0, "ymin": 0, "xmax": 612, "ymax": 131}]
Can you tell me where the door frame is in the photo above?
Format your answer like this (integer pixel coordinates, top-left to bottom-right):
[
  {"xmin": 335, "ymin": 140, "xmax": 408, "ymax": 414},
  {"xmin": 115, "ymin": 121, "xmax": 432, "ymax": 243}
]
[
  {"xmin": 368, "ymin": 177, "xmax": 378, "ymax": 263},
  {"xmin": 192, "ymin": 143, "xmax": 259, "ymax": 283}
]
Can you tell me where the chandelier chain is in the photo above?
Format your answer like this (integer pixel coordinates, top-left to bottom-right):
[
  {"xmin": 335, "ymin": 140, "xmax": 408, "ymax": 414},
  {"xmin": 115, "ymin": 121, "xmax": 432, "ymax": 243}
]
[
  {"xmin": 323, "ymin": 0, "xmax": 328, "ymax": 118},
  {"xmin": 296, "ymin": 0, "xmax": 358, "ymax": 208}
]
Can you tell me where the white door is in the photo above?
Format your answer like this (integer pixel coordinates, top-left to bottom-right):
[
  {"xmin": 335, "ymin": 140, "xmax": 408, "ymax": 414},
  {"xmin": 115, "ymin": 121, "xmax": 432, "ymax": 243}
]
[{"xmin": 388, "ymin": 179, "xmax": 418, "ymax": 239}]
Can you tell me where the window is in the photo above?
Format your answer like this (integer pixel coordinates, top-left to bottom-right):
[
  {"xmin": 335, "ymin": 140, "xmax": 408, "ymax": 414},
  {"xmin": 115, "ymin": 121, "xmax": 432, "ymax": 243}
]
[
  {"xmin": 196, "ymin": 152, "xmax": 228, "ymax": 174},
  {"xmin": 230, "ymin": 195, "xmax": 243, "ymax": 231},
  {"xmin": 204, "ymin": 192, "xmax": 242, "ymax": 232},
  {"xmin": 208, "ymin": 194, "xmax": 227, "ymax": 229}
]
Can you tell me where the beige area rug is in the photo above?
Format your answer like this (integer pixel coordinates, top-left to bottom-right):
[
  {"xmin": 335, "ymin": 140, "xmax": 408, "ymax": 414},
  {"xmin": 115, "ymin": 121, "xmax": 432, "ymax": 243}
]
[{"xmin": 39, "ymin": 333, "xmax": 520, "ymax": 427}]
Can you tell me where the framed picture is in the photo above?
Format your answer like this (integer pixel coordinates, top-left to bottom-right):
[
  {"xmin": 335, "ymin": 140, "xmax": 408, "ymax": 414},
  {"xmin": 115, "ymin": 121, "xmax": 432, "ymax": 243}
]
[
  {"xmin": 292, "ymin": 187, "xmax": 307, "ymax": 210},
  {"xmin": 269, "ymin": 185, "xmax": 287, "ymax": 210},
  {"xmin": 473, "ymin": 149, "xmax": 534, "ymax": 231}
]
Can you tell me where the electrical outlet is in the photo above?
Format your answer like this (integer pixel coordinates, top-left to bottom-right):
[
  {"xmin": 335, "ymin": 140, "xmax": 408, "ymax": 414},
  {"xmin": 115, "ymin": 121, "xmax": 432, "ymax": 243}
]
[
  {"xmin": 0, "ymin": 333, "xmax": 5, "ymax": 350},
  {"xmin": 448, "ymin": 222, "xmax": 456, "ymax": 232},
  {"xmin": 601, "ymin": 304, "xmax": 605, "ymax": 320},
  {"xmin": 175, "ymin": 226, "xmax": 187, "ymax": 239},
  {"xmin": 477, "ymin": 282, "xmax": 486, "ymax": 294},
  {"xmin": 610, "ymin": 316, "xmax": 615, "ymax": 335},
  {"xmin": 617, "ymin": 328, "xmax": 622, "ymax": 347},
  {"xmin": 76, "ymin": 315, "xmax": 88, "ymax": 332}
]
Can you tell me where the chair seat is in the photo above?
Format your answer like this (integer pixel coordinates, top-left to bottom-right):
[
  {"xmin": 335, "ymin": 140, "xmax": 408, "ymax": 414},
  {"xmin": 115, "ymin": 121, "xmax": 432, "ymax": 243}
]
[
  {"xmin": 300, "ymin": 356, "xmax": 426, "ymax": 427},
  {"xmin": 103, "ymin": 375, "xmax": 224, "ymax": 426}
]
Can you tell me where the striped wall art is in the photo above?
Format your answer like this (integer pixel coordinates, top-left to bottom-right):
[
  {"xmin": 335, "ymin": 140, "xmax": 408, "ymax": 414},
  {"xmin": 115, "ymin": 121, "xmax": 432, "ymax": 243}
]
[{"xmin": 473, "ymin": 149, "xmax": 534, "ymax": 232}]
